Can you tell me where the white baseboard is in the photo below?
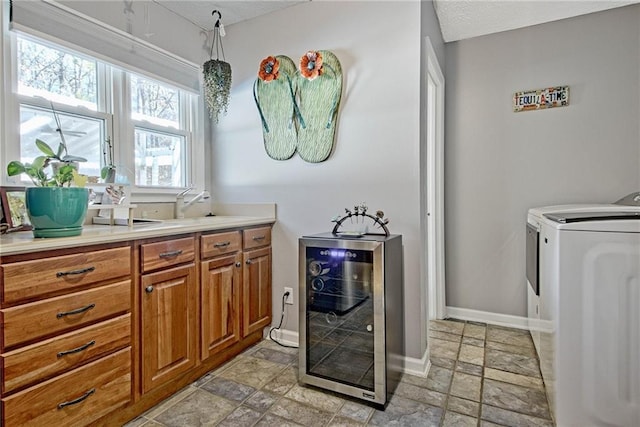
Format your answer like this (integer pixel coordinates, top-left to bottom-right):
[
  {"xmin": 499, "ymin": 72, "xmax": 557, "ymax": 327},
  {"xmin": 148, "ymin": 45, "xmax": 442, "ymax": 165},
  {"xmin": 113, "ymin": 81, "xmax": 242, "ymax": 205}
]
[
  {"xmin": 445, "ymin": 306, "xmax": 529, "ymax": 330},
  {"xmin": 403, "ymin": 349, "xmax": 431, "ymax": 377},
  {"xmin": 266, "ymin": 328, "xmax": 300, "ymax": 348},
  {"xmin": 268, "ymin": 329, "xmax": 432, "ymax": 377}
]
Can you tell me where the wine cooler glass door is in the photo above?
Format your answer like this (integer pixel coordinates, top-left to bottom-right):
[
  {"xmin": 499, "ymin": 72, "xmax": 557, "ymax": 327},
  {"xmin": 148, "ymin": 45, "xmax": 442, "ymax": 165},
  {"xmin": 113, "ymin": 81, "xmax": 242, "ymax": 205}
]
[{"xmin": 305, "ymin": 245, "xmax": 376, "ymax": 391}]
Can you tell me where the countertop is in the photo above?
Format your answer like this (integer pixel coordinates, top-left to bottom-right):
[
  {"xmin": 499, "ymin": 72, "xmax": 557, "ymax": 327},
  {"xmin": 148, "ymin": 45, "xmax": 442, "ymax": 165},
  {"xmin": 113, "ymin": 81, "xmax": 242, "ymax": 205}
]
[{"xmin": 0, "ymin": 215, "xmax": 276, "ymax": 256}]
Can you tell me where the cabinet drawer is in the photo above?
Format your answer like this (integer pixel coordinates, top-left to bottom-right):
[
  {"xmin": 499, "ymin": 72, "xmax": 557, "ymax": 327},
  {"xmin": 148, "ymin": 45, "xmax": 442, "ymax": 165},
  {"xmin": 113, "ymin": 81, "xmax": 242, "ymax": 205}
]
[
  {"xmin": 201, "ymin": 231, "xmax": 242, "ymax": 259},
  {"xmin": 2, "ymin": 280, "xmax": 131, "ymax": 349},
  {"xmin": 1, "ymin": 348, "xmax": 131, "ymax": 427},
  {"xmin": 141, "ymin": 237, "xmax": 195, "ymax": 273},
  {"xmin": 243, "ymin": 226, "xmax": 272, "ymax": 250},
  {"xmin": 2, "ymin": 247, "xmax": 131, "ymax": 304},
  {"xmin": 2, "ymin": 314, "xmax": 131, "ymax": 394}
]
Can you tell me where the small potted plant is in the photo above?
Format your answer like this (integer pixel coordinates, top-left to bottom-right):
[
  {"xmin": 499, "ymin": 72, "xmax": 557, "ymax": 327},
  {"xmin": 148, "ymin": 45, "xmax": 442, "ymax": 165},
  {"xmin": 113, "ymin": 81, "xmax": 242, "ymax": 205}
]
[{"xmin": 6, "ymin": 107, "xmax": 90, "ymax": 238}]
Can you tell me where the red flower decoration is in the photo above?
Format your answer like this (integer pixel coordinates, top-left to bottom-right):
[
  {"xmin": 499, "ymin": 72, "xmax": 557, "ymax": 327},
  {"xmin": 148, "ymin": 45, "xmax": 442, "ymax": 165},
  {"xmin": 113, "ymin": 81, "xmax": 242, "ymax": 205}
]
[
  {"xmin": 258, "ymin": 56, "xmax": 280, "ymax": 82},
  {"xmin": 300, "ymin": 51, "xmax": 323, "ymax": 80}
]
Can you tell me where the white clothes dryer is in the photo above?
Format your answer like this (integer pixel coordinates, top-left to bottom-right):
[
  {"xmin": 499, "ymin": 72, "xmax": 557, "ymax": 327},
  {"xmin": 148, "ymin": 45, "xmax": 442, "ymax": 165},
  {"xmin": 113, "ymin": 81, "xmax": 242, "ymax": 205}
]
[{"xmin": 530, "ymin": 207, "xmax": 640, "ymax": 426}]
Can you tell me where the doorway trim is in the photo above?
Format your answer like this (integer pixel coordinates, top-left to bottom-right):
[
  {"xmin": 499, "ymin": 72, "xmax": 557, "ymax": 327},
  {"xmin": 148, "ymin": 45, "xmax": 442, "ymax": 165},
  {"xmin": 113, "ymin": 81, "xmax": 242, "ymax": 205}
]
[{"xmin": 421, "ymin": 37, "xmax": 446, "ymax": 325}]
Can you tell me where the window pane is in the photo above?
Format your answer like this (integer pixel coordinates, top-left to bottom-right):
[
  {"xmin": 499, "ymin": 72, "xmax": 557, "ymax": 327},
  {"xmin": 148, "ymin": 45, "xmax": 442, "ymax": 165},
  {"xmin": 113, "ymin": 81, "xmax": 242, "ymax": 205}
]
[
  {"xmin": 17, "ymin": 37, "xmax": 97, "ymax": 109},
  {"xmin": 134, "ymin": 128, "xmax": 185, "ymax": 187},
  {"xmin": 131, "ymin": 75, "xmax": 179, "ymax": 128},
  {"xmin": 20, "ymin": 105, "xmax": 103, "ymax": 178}
]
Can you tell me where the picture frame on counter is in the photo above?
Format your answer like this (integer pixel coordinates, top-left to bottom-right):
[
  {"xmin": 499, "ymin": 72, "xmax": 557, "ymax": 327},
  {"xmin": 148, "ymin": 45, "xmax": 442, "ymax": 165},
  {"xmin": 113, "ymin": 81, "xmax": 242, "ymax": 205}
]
[{"xmin": 0, "ymin": 186, "xmax": 32, "ymax": 231}]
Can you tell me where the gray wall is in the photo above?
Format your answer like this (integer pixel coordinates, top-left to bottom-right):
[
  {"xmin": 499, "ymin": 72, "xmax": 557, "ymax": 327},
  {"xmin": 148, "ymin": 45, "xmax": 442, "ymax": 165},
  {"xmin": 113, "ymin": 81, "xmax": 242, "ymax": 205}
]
[
  {"xmin": 211, "ymin": 1, "xmax": 432, "ymax": 359},
  {"xmin": 444, "ymin": 4, "xmax": 640, "ymax": 316},
  {"xmin": 51, "ymin": 0, "xmax": 446, "ymax": 360}
]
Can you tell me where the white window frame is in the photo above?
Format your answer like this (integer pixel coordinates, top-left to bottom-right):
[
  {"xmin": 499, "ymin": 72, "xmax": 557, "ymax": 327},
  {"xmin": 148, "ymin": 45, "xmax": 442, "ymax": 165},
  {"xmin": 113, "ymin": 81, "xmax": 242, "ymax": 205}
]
[{"xmin": 1, "ymin": 5, "xmax": 205, "ymax": 202}]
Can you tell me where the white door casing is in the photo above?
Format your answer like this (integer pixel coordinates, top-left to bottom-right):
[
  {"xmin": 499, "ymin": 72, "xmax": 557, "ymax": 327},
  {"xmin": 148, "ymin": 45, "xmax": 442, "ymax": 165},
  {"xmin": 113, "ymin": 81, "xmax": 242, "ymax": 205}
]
[{"xmin": 422, "ymin": 37, "xmax": 446, "ymax": 327}]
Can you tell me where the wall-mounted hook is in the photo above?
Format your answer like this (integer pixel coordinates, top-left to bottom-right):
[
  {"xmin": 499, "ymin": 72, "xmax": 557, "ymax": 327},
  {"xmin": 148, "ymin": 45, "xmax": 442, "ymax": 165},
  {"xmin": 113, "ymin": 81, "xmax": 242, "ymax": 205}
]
[{"xmin": 212, "ymin": 10, "xmax": 222, "ymax": 27}]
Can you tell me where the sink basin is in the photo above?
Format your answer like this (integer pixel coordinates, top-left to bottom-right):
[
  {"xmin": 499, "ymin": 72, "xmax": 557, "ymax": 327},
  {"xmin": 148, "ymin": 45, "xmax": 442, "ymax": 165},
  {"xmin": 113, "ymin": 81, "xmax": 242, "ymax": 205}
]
[
  {"xmin": 92, "ymin": 217, "xmax": 163, "ymax": 226},
  {"xmin": 169, "ymin": 216, "xmax": 241, "ymax": 225},
  {"xmin": 131, "ymin": 218, "xmax": 163, "ymax": 225}
]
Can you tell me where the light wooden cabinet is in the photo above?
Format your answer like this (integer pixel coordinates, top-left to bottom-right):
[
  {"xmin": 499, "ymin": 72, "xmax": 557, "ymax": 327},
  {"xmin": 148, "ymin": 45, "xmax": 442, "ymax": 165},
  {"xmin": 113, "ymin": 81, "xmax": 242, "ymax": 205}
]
[
  {"xmin": 2, "ymin": 247, "xmax": 130, "ymax": 304},
  {"xmin": 141, "ymin": 237, "xmax": 195, "ymax": 274},
  {"xmin": 140, "ymin": 238, "xmax": 197, "ymax": 393},
  {"xmin": 0, "ymin": 244, "xmax": 132, "ymax": 427},
  {"xmin": 243, "ymin": 226, "xmax": 272, "ymax": 250},
  {"xmin": 0, "ymin": 222, "xmax": 273, "ymax": 426},
  {"xmin": 200, "ymin": 231, "xmax": 242, "ymax": 361},
  {"xmin": 242, "ymin": 234, "xmax": 272, "ymax": 337},
  {"xmin": 2, "ymin": 348, "xmax": 131, "ymax": 427},
  {"xmin": 2, "ymin": 315, "xmax": 130, "ymax": 394},
  {"xmin": 2, "ymin": 280, "xmax": 130, "ymax": 348},
  {"xmin": 201, "ymin": 230, "xmax": 242, "ymax": 259},
  {"xmin": 201, "ymin": 253, "xmax": 242, "ymax": 360}
]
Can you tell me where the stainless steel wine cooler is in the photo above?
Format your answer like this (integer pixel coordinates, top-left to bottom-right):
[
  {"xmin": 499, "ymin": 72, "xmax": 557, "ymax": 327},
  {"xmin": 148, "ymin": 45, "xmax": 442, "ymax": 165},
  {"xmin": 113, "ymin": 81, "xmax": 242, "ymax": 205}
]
[{"xmin": 298, "ymin": 233, "xmax": 403, "ymax": 406}]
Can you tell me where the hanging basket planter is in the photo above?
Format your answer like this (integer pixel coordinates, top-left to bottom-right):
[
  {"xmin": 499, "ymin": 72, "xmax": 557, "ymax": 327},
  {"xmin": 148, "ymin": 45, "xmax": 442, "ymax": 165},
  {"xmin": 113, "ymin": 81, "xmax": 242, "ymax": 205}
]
[
  {"xmin": 203, "ymin": 10, "xmax": 232, "ymax": 123},
  {"xmin": 203, "ymin": 59, "xmax": 232, "ymax": 123}
]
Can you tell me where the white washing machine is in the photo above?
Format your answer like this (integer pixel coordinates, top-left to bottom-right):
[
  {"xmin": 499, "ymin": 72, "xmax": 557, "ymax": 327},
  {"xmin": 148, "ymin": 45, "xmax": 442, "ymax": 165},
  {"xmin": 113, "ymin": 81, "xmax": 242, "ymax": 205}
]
[{"xmin": 527, "ymin": 201, "xmax": 640, "ymax": 426}]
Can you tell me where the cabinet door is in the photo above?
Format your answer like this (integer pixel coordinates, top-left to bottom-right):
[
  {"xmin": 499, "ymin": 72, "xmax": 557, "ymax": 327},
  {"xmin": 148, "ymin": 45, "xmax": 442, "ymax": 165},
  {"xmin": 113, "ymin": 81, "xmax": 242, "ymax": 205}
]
[
  {"xmin": 201, "ymin": 254, "xmax": 241, "ymax": 360},
  {"xmin": 242, "ymin": 247, "xmax": 272, "ymax": 337},
  {"xmin": 141, "ymin": 264, "xmax": 196, "ymax": 393}
]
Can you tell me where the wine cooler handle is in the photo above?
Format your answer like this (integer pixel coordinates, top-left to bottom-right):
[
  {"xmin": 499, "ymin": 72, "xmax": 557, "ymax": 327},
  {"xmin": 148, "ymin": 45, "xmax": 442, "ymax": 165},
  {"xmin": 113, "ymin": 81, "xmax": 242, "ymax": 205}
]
[{"xmin": 325, "ymin": 312, "xmax": 337, "ymax": 324}]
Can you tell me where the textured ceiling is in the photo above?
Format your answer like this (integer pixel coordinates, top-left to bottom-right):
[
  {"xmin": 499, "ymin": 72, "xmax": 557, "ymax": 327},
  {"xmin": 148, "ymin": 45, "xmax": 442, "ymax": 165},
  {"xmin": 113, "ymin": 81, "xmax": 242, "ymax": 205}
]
[
  {"xmin": 433, "ymin": 0, "xmax": 640, "ymax": 42},
  {"xmin": 153, "ymin": 0, "xmax": 639, "ymax": 41},
  {"xmin": 152, "ymin": 0, "xmax": 307, "ymax": 30}
]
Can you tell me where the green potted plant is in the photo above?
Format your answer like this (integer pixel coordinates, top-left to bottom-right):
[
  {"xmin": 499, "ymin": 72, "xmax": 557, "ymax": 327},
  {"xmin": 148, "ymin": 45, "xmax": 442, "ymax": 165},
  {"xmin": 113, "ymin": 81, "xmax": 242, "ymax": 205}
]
[
  {"xmin": 6, "ymin": 108, "xmax": 90, "ymax": 238},
  {"xmin": 7, "ymin": 139, "xmax": 86, "ymax": 187}
]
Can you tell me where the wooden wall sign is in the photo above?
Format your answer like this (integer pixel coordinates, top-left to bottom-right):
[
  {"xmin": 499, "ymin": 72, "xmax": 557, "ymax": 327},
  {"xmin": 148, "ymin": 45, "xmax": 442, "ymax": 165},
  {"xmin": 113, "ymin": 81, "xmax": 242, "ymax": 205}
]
[{"xmin": 513, "ymin": 86, "xmax": 569, "ymax": 112}]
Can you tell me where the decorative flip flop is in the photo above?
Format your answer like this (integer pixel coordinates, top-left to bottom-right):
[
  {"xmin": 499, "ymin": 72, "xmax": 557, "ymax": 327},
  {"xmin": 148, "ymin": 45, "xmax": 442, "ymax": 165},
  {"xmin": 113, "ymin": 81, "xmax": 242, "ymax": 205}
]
[
  {"xmin": 295, "ymin": 50, "xmax": 342, "ymax": 163},
  {"xmin": 253, "ymin": 55, "xmax": 304, "ymax": 160}
]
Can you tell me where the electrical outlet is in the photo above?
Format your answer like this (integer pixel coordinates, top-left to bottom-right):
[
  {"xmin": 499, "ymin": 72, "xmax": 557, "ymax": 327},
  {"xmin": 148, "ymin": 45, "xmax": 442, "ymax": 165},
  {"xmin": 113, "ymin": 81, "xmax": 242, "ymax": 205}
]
[{"xmin": 284, "ymin": 287, "xmax": 294, "ymax": 305}]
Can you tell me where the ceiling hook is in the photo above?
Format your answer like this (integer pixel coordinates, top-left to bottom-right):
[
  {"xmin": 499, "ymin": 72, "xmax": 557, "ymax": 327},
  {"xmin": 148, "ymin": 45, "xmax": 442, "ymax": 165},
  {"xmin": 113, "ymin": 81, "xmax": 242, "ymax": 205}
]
[{"xmin": 212, "ymin": 10, "xmax": 222, "ymax": 27}]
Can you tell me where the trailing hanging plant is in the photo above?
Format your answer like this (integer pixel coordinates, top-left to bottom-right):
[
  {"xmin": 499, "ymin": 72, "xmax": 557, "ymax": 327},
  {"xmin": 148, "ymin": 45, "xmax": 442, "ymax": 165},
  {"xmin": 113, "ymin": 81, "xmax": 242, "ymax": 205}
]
[
  {"xmin": 203, "ymin": 59, "xmax": 232, "ymax": 123},
  {"xmin": 203, "ymin": 10, "xmax": 232, "ymax": 123}
]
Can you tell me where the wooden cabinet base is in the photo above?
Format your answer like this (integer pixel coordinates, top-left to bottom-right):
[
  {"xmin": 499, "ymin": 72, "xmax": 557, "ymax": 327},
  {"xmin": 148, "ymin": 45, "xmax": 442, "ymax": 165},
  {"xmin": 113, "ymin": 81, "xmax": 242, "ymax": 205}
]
[
  {"xmin": 91, "ymin": 330, "xmax": 263, "ymax": 427},
  {"xmin": 1, "ymin": 348, "xmax": 131, "ymax": 427}
]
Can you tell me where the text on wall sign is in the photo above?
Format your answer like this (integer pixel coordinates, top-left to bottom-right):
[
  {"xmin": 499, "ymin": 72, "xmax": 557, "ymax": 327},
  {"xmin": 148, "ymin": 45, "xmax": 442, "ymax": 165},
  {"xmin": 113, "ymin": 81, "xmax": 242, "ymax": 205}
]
[{"xmin": 513, "ymin": 86, "xmax": 569, "ymax": 112}]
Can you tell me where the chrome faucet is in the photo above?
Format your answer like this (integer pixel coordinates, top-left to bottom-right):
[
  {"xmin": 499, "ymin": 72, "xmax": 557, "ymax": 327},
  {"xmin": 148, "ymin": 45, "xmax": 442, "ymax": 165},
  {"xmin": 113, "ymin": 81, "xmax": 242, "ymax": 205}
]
[
  {"xmin": 175, "ymin": 188, "xmax": 210, "ymax": 219},
  {"xmin": 175, "ymin": 187, "xmax": 193, "ymax": 219}
]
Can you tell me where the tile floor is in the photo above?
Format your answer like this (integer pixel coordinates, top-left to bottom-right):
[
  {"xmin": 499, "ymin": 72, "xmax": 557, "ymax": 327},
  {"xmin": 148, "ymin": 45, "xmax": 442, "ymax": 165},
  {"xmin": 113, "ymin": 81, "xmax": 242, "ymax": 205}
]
[{"xmin": 125, "ymin": 319, "xmax": 554, "ymax": 426}]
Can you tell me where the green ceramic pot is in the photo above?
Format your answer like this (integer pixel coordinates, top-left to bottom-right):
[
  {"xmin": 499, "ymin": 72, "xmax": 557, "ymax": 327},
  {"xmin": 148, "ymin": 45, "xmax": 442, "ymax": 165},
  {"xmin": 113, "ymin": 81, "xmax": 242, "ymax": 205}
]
[{"xmin": 25, "ymin": 187, "xmax": 89, "ymax": 238}]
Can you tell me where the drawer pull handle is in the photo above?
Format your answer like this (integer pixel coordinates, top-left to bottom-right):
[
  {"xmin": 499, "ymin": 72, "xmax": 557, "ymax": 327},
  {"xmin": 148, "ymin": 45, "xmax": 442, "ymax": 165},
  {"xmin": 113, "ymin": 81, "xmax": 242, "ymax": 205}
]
[
  {"xmin": 252, "ymin": 235, "xmax": 266, "ymax": 241},
  {"xmin": 56, "ymin": 266, "xmax": 96, "ymax": 277},
  {"xmin": 145, "ymin": 286, "xmax": 154, "ymax": 293},
  {"xmin": 57, "ymin": 340, "xmax": 96, "ymax": 357},
  {"xmin": 213, "ymin": 241, "xmax": 231, "ymax": 248},
  {"xmin": 56, "ymin": 303, "xmax": 96, "ymax": 319},
  {"xmin": 57, "ymin": 388, "xmax": 95, "ymax": 409},
  {"xmin": 246, "ymin": 259, "xmax": 253, "ymax": 265},
  {"xmin": 235, "ymin": 262, "xmax": 241, "ymax": 267},
  {"xmin": 159, "ymin": 249, "xmax": 183, "ymax": 259}
]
